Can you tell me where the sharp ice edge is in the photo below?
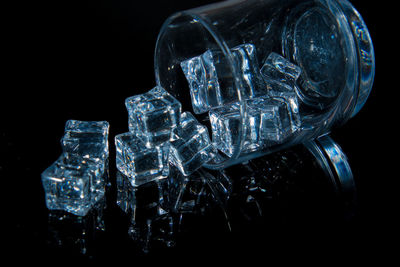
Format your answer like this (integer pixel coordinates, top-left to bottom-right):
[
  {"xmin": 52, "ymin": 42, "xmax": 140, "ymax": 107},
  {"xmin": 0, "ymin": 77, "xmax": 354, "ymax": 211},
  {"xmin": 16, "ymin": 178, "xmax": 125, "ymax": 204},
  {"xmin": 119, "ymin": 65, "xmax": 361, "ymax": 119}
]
[
  {"xmin": 42, "ymin": 120, "xmax": 109, "ymax": 216},
  {"xmin": 180, "ymin": 43, "xmax": 267, "ymax": 114}
]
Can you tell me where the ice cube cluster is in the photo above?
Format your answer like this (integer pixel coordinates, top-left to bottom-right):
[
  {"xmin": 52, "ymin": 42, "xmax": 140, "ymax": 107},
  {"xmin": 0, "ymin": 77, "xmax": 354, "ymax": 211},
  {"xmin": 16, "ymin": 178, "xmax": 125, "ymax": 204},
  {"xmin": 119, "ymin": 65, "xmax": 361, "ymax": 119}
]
[
  {"xmin": 41, "ymin": 120, "xmax": 109, "ymax": 216},
  {"xmin": 181, "ymin": 45, "xmax": 303, "ymax": 156},
  {"xmin": 41, "ymin": 43, "xmax": 304, "ymax": 217},
  {"xmin": 180, "ymin": 44, "xmax": 266, "ymax": 114},
  {"xmin": 116, "ymin": 86, "xmax": 215, "ymax": 186}
]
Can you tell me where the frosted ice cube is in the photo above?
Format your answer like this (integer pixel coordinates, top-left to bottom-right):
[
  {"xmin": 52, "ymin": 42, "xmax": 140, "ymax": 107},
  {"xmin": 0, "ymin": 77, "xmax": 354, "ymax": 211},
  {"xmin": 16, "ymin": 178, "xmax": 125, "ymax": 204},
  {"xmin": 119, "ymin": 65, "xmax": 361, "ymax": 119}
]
[
  {"xmin": 61, "ymin": 120, "xmax": 109, "ymax": 160},
  {"xmin": 41, "ymin": 156, "xmax": 105, "ymax": 216},
  {"xmin": 261, "ymin": 52, "xmax": 301, "ymax": 83},
  {"xmin": 125, "ymin": 86, "xmax": 181, "ymax": 146},
  {"xmin": 169, "ymin": 112, "xmax": 215, "ymax": 176},
  {"xmin": 209, "ymin": 103, "xmax": 262, "ymax": 157},
  {"xmin": 247, "ymin": 97, "xmax": 292, "ymax": 144},
  {"xmin": 115, "ymin": 132, "xmax": 169, "ymax": 186},
  {"xmin": 180, "ymin": 44, "xmax": 265, "ymax": 114}
]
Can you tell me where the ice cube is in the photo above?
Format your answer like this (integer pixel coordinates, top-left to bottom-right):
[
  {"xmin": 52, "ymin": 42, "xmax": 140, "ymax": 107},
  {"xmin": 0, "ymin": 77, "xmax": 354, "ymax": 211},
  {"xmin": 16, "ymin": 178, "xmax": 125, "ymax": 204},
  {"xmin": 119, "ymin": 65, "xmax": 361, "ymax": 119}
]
[
  {"xmin": 61, "ymin": 132, "xmax": 108, "ymax": 160},
  {"xmin": 56, "ymin": 155, "xmax": 107, "ymax": 202},
  {"xmin": 247, "ymin": 97, "xmax": 293, "ymax": 144},
  {"xmin": 64, "ymin": 120, "xmax": 109, "ymax": 136},
  {"xmin": 261, "ymin": 52, "xmax": 301, "ymax": 83},
  {"xmin": 266, "ymin": 81, "xmax": 301, "ymax": 131},
  {"xmin": 41, "ymin": 156, "xmax": 105, "ymax": 216},
  {"xmin": 125, "ymin": 86, "xmax": 181, "ymax": 147},
  {"xmin": 231, "ymin": 44, "xmax": 267, "ymax": 98},
  {"xmin": 180, "ymin": 50, "xmax": 221, "ymax": 114},
  {"xmin": 180, "ymin": 44, "xmax": 266, "ymax": 114},
  {"xmin": 260, "ymin": 53, "xmax": 302, "ymax": 131},
  {"xmin": 209, "ymin": 103, "xmax": 262, "ymax": 157},
  {"xmin": 210, "ymin": 96, "xmax": 294, "ymax": 156},
  {"xmin": 115, "ymin": 132, "xmax": 169, "ymax": 186},
  {"xmin": 42, "ymin": 120, "xmax": 109, "ymax": 215},
  {"xmin": 61, "ymin": 120, "xmax": 109, "ymax": 160},
  {"xmin": 169, "ymin": 112, "xmax": 215, "ymax": 176}
]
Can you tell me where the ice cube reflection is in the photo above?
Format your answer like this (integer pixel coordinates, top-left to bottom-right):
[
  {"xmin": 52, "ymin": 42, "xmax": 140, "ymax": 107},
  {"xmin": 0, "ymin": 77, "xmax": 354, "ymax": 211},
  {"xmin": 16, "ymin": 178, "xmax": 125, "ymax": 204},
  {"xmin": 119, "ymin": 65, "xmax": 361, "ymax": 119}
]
[
  {"xmin": 46, "ymin": 197, "xmax": 106, "ymax": 256},
  {"xmin": 46, "ymin": 145, "xmax": 356, "ymax": 255}
]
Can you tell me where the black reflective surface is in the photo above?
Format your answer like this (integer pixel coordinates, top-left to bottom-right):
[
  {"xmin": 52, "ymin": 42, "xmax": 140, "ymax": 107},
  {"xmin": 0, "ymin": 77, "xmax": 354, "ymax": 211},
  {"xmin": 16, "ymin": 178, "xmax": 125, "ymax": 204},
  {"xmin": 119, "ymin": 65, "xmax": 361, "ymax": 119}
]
[
  {"xmin": 3, "ymin": 0, "xmax": 394, "ymax": 264},
  {"xmin": 8, "ymin": 145, "xmax": 359, "ymax": 261}
]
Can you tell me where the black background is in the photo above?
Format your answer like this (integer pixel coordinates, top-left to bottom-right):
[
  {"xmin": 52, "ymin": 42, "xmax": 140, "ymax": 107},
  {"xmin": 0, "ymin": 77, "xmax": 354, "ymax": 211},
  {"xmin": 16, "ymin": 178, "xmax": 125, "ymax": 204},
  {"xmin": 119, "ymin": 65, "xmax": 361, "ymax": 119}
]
[{"xmin": 2, "ymin": 0, "xmax": 397, "ymax": 264}]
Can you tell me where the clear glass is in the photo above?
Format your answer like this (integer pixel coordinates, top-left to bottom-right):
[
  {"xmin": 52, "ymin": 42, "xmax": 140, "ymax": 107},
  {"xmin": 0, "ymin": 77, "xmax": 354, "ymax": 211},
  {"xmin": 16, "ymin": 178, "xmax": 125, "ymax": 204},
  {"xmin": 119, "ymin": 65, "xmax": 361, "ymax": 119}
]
[{"xmin": 154, "ymin": 0, "xmax": 374, "ymax": 169}]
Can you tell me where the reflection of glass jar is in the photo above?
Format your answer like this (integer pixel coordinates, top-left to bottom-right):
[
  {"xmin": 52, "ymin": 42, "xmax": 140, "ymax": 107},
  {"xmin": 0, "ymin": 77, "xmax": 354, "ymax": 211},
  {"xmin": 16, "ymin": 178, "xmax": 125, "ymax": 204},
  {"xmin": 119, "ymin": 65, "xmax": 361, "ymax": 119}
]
[{"xmin": 154, "ymin": 0, "xmax": 374, "ymax": 169}]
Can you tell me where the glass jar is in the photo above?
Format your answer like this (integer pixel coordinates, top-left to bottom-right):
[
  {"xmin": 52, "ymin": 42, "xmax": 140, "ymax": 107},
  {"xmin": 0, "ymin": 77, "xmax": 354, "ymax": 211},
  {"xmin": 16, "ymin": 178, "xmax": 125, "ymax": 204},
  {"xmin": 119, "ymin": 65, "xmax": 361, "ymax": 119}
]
[{"xmin": 154, "ymin": 0, "xmax": 374, "ymax": 169}]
